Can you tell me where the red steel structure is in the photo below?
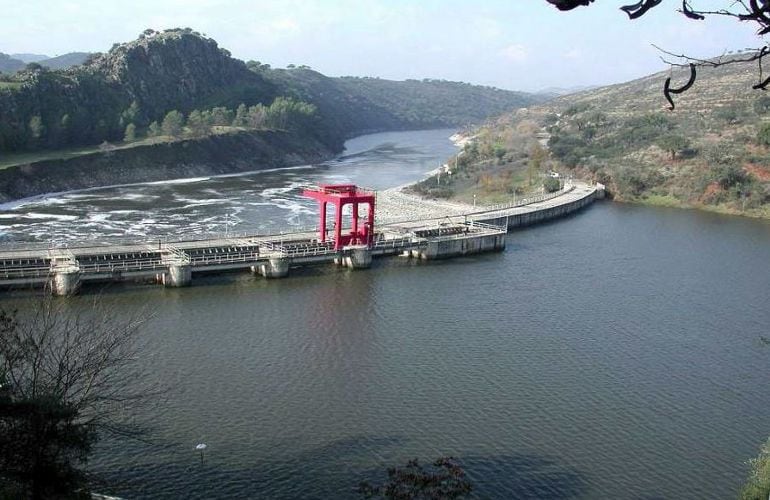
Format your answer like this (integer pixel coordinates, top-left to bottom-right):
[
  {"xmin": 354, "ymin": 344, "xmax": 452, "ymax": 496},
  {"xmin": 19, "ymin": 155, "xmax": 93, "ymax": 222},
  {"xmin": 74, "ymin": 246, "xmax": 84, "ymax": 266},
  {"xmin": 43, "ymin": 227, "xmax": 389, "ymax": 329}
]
[{"xmin": 302, "ymin": 184, "xmax": 375, "ymax": 250}]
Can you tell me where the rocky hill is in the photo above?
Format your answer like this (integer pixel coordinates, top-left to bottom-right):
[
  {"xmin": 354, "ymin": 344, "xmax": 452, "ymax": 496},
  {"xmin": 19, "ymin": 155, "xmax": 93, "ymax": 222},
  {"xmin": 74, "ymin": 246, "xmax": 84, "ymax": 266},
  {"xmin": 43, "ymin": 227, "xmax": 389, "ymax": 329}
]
[{"xmin": 423, "ymin": 58, "xmax": 770, "ymax": 218}]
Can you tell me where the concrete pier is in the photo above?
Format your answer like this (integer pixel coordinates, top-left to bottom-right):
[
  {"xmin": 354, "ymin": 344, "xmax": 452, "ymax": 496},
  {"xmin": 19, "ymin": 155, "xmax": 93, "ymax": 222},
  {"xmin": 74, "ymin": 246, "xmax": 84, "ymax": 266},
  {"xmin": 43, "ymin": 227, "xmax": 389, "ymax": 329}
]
[
  {"xmin": 418, "ymin": 230, "xmax": 506, "ymax": 260},
  {"xmin": 51, "ymin": 267, "xmax": 81, "ymax": 296},
  {"xmin": 341, "ymin": 245, "xmax": 372, "ymax": 269},
  {"xmin": 163, "ymin": 264, "xmax": 192, "ymax": 287},
  {"xmin": 259, "ymin": 257, "xmax": 290, "ymax": 278}
]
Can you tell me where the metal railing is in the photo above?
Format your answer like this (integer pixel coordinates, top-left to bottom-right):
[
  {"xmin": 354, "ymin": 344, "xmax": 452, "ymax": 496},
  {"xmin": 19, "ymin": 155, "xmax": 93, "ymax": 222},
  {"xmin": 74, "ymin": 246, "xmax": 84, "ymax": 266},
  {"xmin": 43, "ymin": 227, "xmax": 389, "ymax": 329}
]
[
  {"xmin": 478, "ymin": 184, "xmax": 575, "ymax": 213},
  {"xmin": 373, "ymin": 237, "xmax": 415, "ymax": 250},
  {"xmin": 188, "ymin": 250, "xmax": 261, "ymax": 266},
  {"xmin": 162, "ymin": 245, "xmax": 191, "ymax": 265},
  {"xmin": 78, "ymin": 258, "xmax": 166, "ymax": 274},
  {"xmin": 465, "ymin": 220, "xmax": 508, "ymax": 233},
  {"xmin": 0, "ymin": 266, "xmax": 52, "ymax": 279}
]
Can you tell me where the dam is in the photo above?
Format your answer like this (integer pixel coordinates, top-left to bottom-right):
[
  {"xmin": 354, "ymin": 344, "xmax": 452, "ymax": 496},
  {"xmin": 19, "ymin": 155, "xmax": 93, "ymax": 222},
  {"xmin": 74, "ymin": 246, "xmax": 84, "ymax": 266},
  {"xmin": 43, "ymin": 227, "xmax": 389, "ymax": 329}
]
[{"xmin": 0, "ymin": 181, "xmax": 602, "ymax": 295}]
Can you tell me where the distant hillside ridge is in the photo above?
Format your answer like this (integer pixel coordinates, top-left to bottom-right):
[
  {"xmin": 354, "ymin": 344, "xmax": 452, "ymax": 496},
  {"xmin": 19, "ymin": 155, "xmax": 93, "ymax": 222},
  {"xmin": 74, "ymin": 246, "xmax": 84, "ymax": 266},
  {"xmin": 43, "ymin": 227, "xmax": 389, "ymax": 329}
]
[
  {"xmin": 0, "ymin": 28, "xmax": 543, "ymax": 155},
  {"xmin": 0, "ymin": 53, "xmax": 25, "ymax": 74},
  {"xmin": 10, "ymin": 53, "xmax": 49, "ymax": 64},
  {"xmin": 39, "ymin": 52, "xmax": 91, "ymax": 70}
]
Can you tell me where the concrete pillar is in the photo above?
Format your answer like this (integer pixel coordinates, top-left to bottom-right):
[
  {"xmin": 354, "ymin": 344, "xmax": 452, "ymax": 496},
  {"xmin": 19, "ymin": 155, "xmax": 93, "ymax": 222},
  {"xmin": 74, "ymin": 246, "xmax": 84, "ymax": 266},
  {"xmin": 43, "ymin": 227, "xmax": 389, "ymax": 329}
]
[
  {"xmin": 344, "ymin": 245, "xmax": 372, "ymax": 269},
  {"xmin": 51, "ymin": 268, "xmax": 81, "ymax": 296},
  {"xmin": 259, "ymin": 257, "xmax": 289, "ymax": 278},
  {"xmin": 595, "ymin": 182, "xmax": 606, "ymax": 199},
  {"xmin": 163, "ymin": 264, "xmax": 192, "ymax": 287}
]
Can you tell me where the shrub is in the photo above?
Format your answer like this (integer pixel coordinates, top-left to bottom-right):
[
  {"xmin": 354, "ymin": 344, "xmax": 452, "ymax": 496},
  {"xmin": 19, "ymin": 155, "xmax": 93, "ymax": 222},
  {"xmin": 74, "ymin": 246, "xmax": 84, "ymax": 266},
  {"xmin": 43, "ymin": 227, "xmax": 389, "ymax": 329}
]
[
  {"xmin": 543, "ymin": 177, "xmax": 561, "ymax": 192},
  {"xmin": 757, "ymin": 123, "xmax": 770, "ymax": 146},
  {"xmin": 741, "ymin": 438, "xmax": 770, "ymax": 500}
]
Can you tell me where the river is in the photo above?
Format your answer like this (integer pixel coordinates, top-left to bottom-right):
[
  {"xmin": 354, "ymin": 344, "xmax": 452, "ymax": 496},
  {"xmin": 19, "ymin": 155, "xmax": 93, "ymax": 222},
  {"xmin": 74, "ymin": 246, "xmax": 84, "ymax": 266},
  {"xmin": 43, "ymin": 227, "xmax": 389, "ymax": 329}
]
[{"xmin": 2, "ymin": 129, "xmax": 770, "ymax": 499}]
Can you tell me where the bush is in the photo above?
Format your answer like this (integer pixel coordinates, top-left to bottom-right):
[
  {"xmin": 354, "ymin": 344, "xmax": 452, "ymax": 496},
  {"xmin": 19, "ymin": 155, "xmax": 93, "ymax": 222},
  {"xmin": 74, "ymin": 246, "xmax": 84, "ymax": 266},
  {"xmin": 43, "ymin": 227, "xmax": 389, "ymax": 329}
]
[
  {"xmin": 543, "ymin": 177, "xmax": 561, "ymax": 192},
  {"xmin": 757, "ymin": 123, "xmax": 770, "ymax": 146}
]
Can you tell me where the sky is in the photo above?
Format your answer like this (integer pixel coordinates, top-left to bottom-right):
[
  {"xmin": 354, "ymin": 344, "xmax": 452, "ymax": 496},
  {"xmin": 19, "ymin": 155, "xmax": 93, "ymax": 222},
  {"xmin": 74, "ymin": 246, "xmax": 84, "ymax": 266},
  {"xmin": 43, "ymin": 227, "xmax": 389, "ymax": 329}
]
[{"xmin": 0, "ymin": 0, "xmax": 765, "ymax": 92}]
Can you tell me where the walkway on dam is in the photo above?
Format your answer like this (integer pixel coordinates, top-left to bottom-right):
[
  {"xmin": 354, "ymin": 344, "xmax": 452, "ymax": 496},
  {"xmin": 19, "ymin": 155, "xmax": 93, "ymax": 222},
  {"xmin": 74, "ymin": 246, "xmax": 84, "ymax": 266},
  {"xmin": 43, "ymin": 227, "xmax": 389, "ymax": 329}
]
[{"xmin": 376, "ymin": 181, "xmax": 598, "ymax": 227}]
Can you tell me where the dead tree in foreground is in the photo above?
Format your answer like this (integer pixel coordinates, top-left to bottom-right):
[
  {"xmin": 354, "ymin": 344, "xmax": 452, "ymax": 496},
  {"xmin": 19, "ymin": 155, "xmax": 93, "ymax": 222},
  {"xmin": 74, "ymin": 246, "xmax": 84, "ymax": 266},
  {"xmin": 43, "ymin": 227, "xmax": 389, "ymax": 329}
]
[{"xmin": 0, "ymin": 297, "xmax": 160, "ymax": 499}]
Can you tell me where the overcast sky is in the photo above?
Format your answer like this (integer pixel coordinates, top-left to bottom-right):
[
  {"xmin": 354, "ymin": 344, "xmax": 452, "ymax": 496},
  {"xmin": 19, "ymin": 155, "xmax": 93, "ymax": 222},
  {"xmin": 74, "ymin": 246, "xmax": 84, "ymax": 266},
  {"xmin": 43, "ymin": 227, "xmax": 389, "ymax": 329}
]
[{"xmin": 1, "ymin": 0, "xmax": 764, "ymax": 92}]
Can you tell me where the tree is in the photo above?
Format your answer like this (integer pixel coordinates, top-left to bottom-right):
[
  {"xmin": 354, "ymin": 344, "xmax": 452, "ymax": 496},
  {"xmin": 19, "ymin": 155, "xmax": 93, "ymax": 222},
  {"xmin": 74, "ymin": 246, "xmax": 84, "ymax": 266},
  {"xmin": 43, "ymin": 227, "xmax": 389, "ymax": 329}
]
[
  {"xmin": 359, "ymin": 457, "xmax": 472, "ymax": 499},
  {"xmin": 528, "ymin": 143, "xmax": 548, "ymax": 186},
  {"xmin": 60, "ymin": 114, "xmax": 71, "ymax": 133},
  {"xmin": 148, "ymin": 121, "xmax": 161, "ymax": 137},
  {"xmin": 186, "ymin": 109, "xmax": 207, "ymax": 137},
  {"xmin": 120, "ymin": 101, "xmax": 144, "ymax": 129},
  {"xmin": 123, "ymin": 123, "xmax": 136, "ymax": 142},
  {"xmin": 210, "ymin": 106, "xmax": 233, "ymax": 127},
  {"xmin": 544, "ymin": 176, "xmax": 562, "ymax": 193},
  {"xmin": 0, "ymin": 298, "xmax": 156, "ymax": 499},
  {"xmin": 28, "ymin": 115, "xmax": 44, "ymax": 140},
  {"xmin": 264, "ymin": 97, "xmax": 317, "ymax": 131},
  {"xmin": 247, "ymin": 104, "xmax": 266, "ymax": 129},
  {"xmin": 656, "ymin": 134, "xmax": 690, "ymax": 160},
  {"xmin": 233, "ymin": 103, "xmax": 248, "ymax": 127},
  {"xmin": 161, "ymin": 110, "xmax": 184, "ymax": 137},
  {"xmin": 544, "ymin": 1, "xmax": 770, "ymax": 108}
]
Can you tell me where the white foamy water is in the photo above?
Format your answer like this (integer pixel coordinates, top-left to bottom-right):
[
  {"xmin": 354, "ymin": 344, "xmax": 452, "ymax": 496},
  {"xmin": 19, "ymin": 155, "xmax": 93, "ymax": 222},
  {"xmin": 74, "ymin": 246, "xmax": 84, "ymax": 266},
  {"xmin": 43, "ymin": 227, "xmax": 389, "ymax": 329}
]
[{"xmin": 0, "ymin": 129, "xmax": 459, "ymax": 244}]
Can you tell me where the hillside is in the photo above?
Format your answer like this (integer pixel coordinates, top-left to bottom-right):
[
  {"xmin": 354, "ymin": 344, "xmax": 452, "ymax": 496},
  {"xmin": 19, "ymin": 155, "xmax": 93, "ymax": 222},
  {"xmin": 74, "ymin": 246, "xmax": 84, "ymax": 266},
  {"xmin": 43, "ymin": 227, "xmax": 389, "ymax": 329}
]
[
  {"xmin": 418, "ymin": 58, "xmax": 770, "ymax": 218},
  {"xmin": 39, "ymin": 52, "xmax": 91, "ymax": 70},
  {"xmin": 10, "ymin": 53, "xmax": 49, "ymax": 63},
  {"xmin": 0, "ymin": 28, "xmax": 542, "ymax": 156},
  {"xmin": 1, "ymin": 52, "xmax": 91, "ymax": 71},
  {"xmin": 0, "ymin": 53, "xmax": 25, "ymax": 74}
]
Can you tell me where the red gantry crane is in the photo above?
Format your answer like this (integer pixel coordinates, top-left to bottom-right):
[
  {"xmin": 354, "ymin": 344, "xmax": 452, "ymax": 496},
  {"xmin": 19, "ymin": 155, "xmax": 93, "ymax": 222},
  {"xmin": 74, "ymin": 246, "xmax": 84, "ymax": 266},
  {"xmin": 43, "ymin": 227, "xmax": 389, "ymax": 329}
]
[{"xmin": 302, "ymin": 184, "xmax": 376, "ymax": 250}]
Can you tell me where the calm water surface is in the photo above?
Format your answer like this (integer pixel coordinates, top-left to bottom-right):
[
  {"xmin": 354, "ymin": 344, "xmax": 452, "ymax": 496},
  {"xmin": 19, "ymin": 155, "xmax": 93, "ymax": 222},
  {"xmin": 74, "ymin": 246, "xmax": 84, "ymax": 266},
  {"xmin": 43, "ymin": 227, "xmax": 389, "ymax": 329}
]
[{"xmin": 2, "ymin": 130, "xmax": 770, "ymax": 499}]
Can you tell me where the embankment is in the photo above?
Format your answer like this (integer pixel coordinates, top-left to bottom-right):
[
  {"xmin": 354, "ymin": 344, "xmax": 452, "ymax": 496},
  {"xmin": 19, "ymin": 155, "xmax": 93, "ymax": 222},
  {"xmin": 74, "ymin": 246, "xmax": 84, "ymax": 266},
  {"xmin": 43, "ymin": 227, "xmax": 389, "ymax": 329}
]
[{"xmin": 0, "ymin": 129, "xmax": 337, "ymax": 202}]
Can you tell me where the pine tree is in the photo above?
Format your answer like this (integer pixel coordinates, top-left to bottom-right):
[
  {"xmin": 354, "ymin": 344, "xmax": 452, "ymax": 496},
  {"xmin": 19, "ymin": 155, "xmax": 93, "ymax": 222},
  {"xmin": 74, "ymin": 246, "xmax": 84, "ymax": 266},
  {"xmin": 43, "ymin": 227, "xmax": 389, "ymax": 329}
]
[
  {"xmin": 161, "ymin": 110, "xmax": 184, "ymax": 137},
  {"xmin": 233, "ymin": 103, "xmax": 248, "ymax": 127},
  {"xmin": 123, "ymin": 123, "xmax": 136, "ymax": 142},
  {"xmin": 148, "ymin": 121, "xmax": 161, "ymax": 137}
]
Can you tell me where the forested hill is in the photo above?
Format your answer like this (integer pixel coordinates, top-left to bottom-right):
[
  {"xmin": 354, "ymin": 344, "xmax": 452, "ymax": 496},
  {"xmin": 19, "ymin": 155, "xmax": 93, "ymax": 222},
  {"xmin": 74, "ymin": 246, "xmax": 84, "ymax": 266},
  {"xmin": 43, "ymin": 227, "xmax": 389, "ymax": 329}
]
[
  {"xmin": 0, "ymin": 28, "xmax": 542, "ymax": 154},
  {"xmin": 440, "ymin": 57, "xmax": 770, "ymax": 218},
  {"xmin": 267, "ymin": 68, "xmax": 536, "ymax": 134}
]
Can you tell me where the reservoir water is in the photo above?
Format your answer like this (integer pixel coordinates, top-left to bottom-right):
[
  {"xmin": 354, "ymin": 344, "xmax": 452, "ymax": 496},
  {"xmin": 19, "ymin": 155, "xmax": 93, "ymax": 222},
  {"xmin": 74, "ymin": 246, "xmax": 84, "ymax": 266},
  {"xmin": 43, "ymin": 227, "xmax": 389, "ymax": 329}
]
[{"xmin": 2, "ymin": 129, "xmax": 770, "ymax": 499}]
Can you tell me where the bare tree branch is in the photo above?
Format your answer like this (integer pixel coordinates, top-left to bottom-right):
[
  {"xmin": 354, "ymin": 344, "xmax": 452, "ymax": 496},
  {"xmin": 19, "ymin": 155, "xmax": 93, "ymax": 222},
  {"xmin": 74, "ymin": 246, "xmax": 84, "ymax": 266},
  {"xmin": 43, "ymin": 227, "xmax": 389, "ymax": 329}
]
[
  {"xmin": 0, "ymin": 295, "xmax": 164, "ymax": 497},
  {"xmin": 545, "ymin": 1, "xmax": 770, "ymax": 108}
]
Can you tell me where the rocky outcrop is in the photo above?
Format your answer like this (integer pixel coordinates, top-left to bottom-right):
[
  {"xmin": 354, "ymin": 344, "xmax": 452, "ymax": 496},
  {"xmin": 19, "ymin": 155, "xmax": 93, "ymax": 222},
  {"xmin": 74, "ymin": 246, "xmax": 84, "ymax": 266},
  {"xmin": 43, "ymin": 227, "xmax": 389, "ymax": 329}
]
[
  {"xmin": 92, "ymin": 29, "xmax": 278, "ymax": 117},
  {"xmin": 0, "ymin": 129, "xmax": 335, "ymax": 202}
]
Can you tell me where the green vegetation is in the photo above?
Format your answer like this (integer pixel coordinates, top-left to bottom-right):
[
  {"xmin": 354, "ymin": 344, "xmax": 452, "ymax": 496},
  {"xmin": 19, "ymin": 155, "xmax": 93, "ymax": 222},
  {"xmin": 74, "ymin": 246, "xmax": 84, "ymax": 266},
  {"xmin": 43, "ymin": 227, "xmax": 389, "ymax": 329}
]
[
  {"xmin": 741, "ymin": 438, "xmax": 770, "ymax": 500},
  {"xmin": 161, "ymin": 110, "xmax": 184, "ymax": 137},
  {"xmin": 543, "ymin": 176, "xmax": 561, "ymax": 192},
  {"xmin": 0, "ymin": 98, "xmax": 318, "ymax": 170},
  {"xmin": 410, "ymin": 118, "xmax": 560, "ymax": 204}
]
